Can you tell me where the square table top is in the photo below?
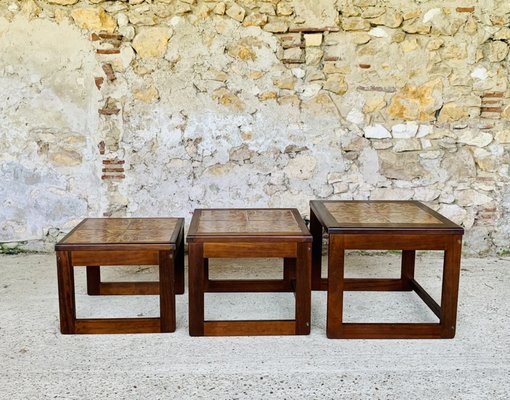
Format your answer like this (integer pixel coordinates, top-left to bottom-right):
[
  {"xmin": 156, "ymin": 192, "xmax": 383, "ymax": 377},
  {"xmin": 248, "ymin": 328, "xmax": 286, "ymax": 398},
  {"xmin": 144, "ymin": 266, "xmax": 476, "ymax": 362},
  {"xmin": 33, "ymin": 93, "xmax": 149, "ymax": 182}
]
[
  {"xmin": 310, "ymin": 200, "xmax": 463, "ymax": 234},
  {"xmin": 55, "ymin": 218, "xmax": 184, "ymax": 251},
  {"xmin": 186, "ymin": 208, "xmax": 311, "ymax": 242}
]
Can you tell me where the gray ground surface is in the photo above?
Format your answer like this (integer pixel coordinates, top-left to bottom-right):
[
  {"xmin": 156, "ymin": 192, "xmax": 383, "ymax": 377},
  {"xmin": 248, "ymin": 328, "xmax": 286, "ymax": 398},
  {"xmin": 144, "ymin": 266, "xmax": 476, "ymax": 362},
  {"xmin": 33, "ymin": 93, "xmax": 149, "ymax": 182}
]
[{"xmin": 0, "ymin": 253, "xmax": 509, "ymax": 399}]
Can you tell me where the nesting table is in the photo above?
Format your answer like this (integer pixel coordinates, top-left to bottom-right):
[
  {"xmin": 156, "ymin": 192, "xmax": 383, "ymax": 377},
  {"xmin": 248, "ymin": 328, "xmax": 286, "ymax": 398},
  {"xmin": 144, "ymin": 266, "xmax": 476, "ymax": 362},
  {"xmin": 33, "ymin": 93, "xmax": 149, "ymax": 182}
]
[
  {"xmin": 55, "ymin": 218, "xmax": 184, "ymax": 334},
  {"xmin": 186, "ymin": 208, "xmax": 312, "ymax": 336},
  {"xmin": 310, "ymin": 200, "xmax": 464, "ymax": 339}
]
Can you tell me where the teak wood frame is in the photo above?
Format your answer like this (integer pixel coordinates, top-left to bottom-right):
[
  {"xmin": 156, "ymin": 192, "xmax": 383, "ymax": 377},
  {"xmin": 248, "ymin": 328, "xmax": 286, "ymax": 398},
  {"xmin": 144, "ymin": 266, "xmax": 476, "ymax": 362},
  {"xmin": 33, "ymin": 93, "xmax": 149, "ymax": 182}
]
[
  {"xmin": 55, "ymin": 220, "xmax": 185, "ymax": 334},
  {"xmin": 186, "ymin": 208, "xmax": 312, "ymax": 337},
  {"xmin": 310, "ymin": 201, "xmax": 463, "ymax": 339}
]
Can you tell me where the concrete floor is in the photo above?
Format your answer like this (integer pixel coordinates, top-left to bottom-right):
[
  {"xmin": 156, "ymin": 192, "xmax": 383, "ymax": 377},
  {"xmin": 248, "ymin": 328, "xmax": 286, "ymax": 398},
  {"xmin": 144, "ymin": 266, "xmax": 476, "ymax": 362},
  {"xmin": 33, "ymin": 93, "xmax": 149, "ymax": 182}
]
[{"xmin": 0, "ymin": 253, "xmax": 509, "ymax": 399}]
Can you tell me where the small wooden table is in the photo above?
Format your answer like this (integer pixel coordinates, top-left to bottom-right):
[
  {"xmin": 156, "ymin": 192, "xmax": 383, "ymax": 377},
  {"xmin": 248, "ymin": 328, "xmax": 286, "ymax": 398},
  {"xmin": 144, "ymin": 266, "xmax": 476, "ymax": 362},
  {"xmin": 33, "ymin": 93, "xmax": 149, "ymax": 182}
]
[
  {"xmin": 186, "ymin": 208, "xmax": 312, "ymax": 336},
  {"xmin": 55, "ymin": 218, "xmax": 184, "ymax": 334},
  {"xmin": 310, "ymin": 200, "xmax": 464, "ymax": 339}
]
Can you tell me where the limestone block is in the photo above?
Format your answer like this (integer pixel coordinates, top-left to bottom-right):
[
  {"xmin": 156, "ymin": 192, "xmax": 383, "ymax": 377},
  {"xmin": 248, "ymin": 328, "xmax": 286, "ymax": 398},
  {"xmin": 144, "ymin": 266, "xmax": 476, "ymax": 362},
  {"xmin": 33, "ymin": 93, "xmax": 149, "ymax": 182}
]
[
  {"xmin": 494, "ymin": 27, "xmax": 510, "ymax": 40},
  {"xmin": 456, "ymin": 130, "xmax": 493, "ymax": 147},
  {"xmin": 258, "ymin": 91, "xmax": 278, "ymax": 101},
  {"xmin": 370, "ymin": 188, "xmax": 414, "ymax": 200},
  {"xmin": 273, "ymin": 77, "xmax": 296, "ymax": 90},
  {"xmin": 393, "ymin": 139, "xmax": 421, "ymax": 152},
  {"xmin": 226, "ymin": 3, "xmax": 246, "ymax": 22},
  {"xmin": 495, "ymin": 130, "xmax": 510, "ymax": 143},
  {"xmin": 488, "ymin": 41, "xmax": 509, "ymax": 62},
  {"xmin": 259, "ymin": 3, "xmax": 276, "ymax": 16},
  {"xmin": 441, "ymin": 149, "xmax": 476, "ymax": 180},
  {"xmin": 352, "ymin": 33, "xmax": 371, "ymax": 44},
  {"xmin": 285, "ymin": 155, "xmax": 317, "ymax": 180},
  {"xmin": 175, "ymin": 2, "xmax": 192, "ymax": 14},
  {"xmin": 414, "ymin": 187, "xmax": 440, "ymax": 202},
  {"xmin": 323, "ymin": 74, "xmax": 347, "ymax": 95},
  {"xmin": 342, "ymin": 17, "xmax": 371, "ymax": 31},
  {"xmin": 276, "ymin": 3, "xmax": 293, "ymax": 16},
  {"xmin": 402, "ymin": 20, "xmax": 431, "ymax": 34},
  {"xmin": 48, "ymin": 0, "xmax": 78, "ymax": 5},
  {"xmin": 282, "ymin": 47, "xmax": 303, "ymax": 61},
  {"xmin": 263, "ymin": 21, "xmax": 288, "ymax": 33},
  {"xmin": 363, "ymin": 96, "xmax": 386, "ymax": 113},
  {"xmin": 132, "ymin": 27, "xmax": 171, "ymax": 58},
  {"xmin": 279, "ymin": 32, "xmax": 302, "ymax": 48},
  {"xmin": 438, "ymin": 103, "xmax": 469, "ymax": 123},
  {"xmin": 370, "ymin": 9, "xmax": 403, "ymax": 28},
  {"xmin": 361, "ymin": 7, "xmax": 385, "ymax": 19},
  {"xmin": 304, "ymin": 33, "xmax": 322, "ymax": 47},
  {"xmin": 305, "ymin": 48, "xmax": 323, "ymax": 66},
  {"xmin": 128, "ymin": 12, "xmax": 157, "ymax": 26},
  {"xmin": 243, "ymin": 13, "xmax": 267, "ymax": 27},
  {"xmin": 437, "ymin": 204, "xmax": 467, "ymax": 225},
  {"xmin": 392, "ymin": 122, "xmax": 418, "ymax": 138},
  {"xmin": 364, "ymin": 124, "xmax": 391, "ymax": 139},
  {"xmin": 455, "ymin": 189, "xmax": 493, "ymax": 206},
  {"xmin": 133, "ymin": 86, "xmax": 160, "ymax": 103},
  {"xmin": 214, "ymin": 2, "xmax": 226, "ymax": 15},
  {"xmin": 21, "ymin": 0, "xmax": 41, "ymax": 19},
  {"xmin": 71, "ymin": 8, "xmax": 117, "ymax": 33},
  {"xmin": 379, "ymin": 151, "xmax": 427, "ymax": 180},
  {"xmin": 388, "ymin": 79, "xmax": 443, "ymax": 122},
  {"xmin": 213, "ymin": 88, "xmax": 245, "ymax": 111}
]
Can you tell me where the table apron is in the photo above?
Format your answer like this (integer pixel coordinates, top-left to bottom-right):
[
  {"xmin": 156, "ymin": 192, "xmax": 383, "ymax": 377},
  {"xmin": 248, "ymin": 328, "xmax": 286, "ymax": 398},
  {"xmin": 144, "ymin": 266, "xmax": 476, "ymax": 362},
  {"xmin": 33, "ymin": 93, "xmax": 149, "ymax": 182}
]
[
  {"xmin": 71, "ymin": 250, "xmax": 159, "ymax": 266},
  {"xmin": 340, "ymin": 234, "xmax": 458, "ymax": 250},
  {"xmin": 203, "ymin": 242, "xmax": 298, "ymax": 258}
]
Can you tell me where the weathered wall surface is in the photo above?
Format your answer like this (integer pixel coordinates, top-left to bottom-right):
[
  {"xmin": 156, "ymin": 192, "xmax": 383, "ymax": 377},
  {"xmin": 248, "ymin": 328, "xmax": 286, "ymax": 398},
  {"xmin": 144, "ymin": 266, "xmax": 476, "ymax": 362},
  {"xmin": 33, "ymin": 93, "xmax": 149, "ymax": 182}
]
[{"xmin": 1, "ymin": 0, "xmax": 509, "ymax": 254}]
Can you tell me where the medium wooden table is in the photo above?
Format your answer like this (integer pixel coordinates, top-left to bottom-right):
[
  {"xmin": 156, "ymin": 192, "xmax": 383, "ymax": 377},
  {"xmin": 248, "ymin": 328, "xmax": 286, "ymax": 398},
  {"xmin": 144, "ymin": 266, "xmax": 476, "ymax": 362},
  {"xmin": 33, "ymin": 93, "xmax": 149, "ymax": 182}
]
[
  {"xmin": 310, "ymin": 200, "xmax": 464, "ymax": 339},
  {"xmin": 187, "ymin": 208, "xmax": 312, "ymax": 336},
  {"xmin": 55, "ymin": 218, "xmax": 184, "ymax": 334}
]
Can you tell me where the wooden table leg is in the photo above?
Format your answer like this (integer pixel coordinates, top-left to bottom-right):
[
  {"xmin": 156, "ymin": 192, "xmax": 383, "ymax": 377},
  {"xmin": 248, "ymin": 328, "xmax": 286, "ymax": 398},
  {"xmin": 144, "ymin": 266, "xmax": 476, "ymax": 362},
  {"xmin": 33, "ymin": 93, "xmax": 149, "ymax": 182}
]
[
  {"xmin": 401, "ymin": 250, "xmax": 416, "ymax": 291},
  {"xmin": 188, "ymin": 243, "xmax": 205, "ymax": 336},
  {"xmin": 295, "ymin": 242, "xmax": 311, "ymax": 335},
  {"xmin": 440, "ymin": 234, "xmax": 462, "ymax": 338},
  {"xmin": 175, "ymin": 226, "xmax": 185, "ymax": 295},
  {"xmin": 86, "ymin": 266, "xmax": 101, "ymax": 295},
  {"xmin": 56, "ymin": 251, "xmax": 76, "ymax": 334},
  {"xmin": 310, "ymin": 208, "xmax": 323, "ymax": 290},
  {"xmin": 283, "ymin": 257, "xmax": 296, "ymax": 290},
  {"xmin": 159, "ymin": 250, "xmax": 176, "ymax": 332},
  {"xmin": 326, "ymin": 235, "xmax": 345, "ymax": 339}
]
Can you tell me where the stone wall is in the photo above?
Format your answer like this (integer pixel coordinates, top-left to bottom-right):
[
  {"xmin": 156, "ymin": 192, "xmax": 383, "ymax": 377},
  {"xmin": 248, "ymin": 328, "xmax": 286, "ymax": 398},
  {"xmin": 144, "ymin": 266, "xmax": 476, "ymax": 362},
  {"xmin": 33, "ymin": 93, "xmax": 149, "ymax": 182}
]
[{"xmin": 1, "ymin": 0, "xmax": 509, "ymax": 255}]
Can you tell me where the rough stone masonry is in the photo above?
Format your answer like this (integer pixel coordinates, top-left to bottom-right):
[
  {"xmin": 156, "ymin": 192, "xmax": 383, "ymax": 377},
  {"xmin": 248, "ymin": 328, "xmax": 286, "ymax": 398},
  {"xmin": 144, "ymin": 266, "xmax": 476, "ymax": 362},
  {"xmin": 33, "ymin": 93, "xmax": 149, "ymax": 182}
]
[{"xmin": 0, "ymin": 0, "xmax": 509, "ymax": 255}]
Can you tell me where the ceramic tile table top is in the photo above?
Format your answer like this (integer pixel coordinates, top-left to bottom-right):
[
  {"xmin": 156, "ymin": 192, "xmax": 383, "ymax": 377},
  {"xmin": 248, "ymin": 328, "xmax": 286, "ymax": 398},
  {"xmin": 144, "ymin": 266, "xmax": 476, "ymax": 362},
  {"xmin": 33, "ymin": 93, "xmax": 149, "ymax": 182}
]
[
  {"xmin": 55, "ymin": 218, "xmax": 184, "ymax": 334},
  {"xmin": 186, "ymin": 208, "xmax": 312, "ymax": 336},
  {"xmin": 309, "ymin": 200, "xmax": 464, "ymax": 339}
]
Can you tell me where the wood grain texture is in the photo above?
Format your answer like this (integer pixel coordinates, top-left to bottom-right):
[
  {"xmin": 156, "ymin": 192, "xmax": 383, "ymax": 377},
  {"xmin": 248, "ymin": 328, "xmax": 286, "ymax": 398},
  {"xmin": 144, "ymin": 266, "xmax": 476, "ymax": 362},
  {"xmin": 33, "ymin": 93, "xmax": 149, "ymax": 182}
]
[
  {"xmin": 56, "ymin": 218, "xmax": 184, "ymax": 251},
  {"xmin": 63, "ymin": 218, "xmax": 178, "ymax": 243},
  {"xmin": 325, "ymin": 202, "xmax": 442, "ymax": 225},
  {"xmin": 74, "ymin": 318, "xmax": 161, "ymax": 334},
  {"xmin": 187, "ymin": 208, "xmax": 311, "ymax": 241},
  {"xmin": 203, "ymin": 242, "xmax": 297, "ymax": 258},
  {"xmin": 310, "ymin": 200, "xmax": 463, "ymax": 234},
  {"xmin": 56, "ymin": 251, "xmax": 76, "ymax": 334},
  {"xmin": 203, "ymin": 320, "xmax": 296, "ymax": 336}
]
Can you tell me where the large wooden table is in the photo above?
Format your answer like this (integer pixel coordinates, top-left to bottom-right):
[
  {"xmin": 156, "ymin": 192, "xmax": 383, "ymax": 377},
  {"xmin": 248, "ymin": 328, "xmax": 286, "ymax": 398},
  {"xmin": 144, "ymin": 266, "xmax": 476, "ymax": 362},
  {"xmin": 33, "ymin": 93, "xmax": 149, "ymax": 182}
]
[
  {"xmin": 55, "ymin": 218, "xmax": 184, "ymax": 334},
  {"xmin": 310, "ymin": 200, "xmax": 464, "ymax": 339},
  {"xmin": 186, "ymin": 208, "xmax": 312, "ymax": 336}
]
